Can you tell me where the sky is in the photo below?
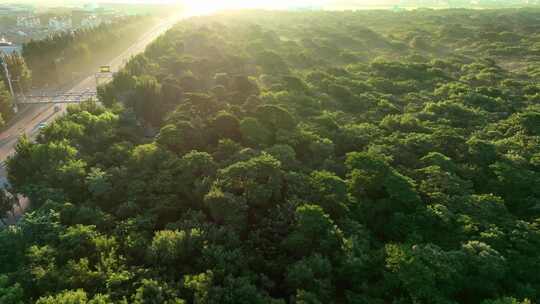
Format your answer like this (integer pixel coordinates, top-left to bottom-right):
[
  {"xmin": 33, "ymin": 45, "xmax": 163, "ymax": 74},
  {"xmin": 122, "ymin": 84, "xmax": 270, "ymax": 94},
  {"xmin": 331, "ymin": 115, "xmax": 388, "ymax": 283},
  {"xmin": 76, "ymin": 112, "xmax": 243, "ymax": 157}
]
[
  {"xmin": 176, "ymin": 1, "xmax": 402, "ymax": 16},
  {"xmin": 0, "ymin": 0, "xmax": 398, "ymax": 9},
  {"xmin": 0, "ymin": 0, "xmax": 413, "ymax": 14},
  {"xmin": 180, "ymin": 0, "xmax": 333, "ymax": 13},
  {"xmin": 102, "ymin": 0, "xmax": 396, "ymax": 5}
]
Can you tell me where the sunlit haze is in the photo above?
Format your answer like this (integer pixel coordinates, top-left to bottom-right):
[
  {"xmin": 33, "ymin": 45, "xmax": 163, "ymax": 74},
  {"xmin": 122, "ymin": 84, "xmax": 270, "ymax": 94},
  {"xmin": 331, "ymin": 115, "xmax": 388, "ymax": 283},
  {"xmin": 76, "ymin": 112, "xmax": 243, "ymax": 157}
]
[
  {"xmin": 0, "ymin": 0, "xmax": 400, "ymax": 13},
  {"xmin": 182, "ymin": 0, "xmax": 331, "ymax": 14}
]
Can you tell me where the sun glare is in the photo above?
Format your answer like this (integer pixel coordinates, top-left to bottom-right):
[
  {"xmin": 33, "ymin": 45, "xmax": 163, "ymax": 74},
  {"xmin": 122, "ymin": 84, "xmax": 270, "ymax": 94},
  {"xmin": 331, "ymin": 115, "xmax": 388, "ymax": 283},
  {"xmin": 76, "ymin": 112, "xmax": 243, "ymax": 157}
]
[{"xmin": 184, "ymin": 0, "xmax": 330, "ymax": 15}]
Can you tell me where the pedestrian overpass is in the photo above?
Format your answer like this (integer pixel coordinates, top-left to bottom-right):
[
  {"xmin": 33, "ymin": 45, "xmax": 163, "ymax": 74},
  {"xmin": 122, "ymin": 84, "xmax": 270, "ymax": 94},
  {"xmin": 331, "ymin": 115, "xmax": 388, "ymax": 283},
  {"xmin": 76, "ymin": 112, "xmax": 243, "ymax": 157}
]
[{"xmin": 2, "ymin": 58, "xmax": 112, "ymax": 106}]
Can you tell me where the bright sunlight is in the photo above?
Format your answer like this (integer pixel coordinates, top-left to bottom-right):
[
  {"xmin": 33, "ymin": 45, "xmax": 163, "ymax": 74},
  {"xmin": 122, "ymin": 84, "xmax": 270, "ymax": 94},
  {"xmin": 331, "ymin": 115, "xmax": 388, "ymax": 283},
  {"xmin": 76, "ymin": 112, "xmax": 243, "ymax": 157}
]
[{"xmin": 183, "ymin": 0, "xmax": 331, "ymax": 14}]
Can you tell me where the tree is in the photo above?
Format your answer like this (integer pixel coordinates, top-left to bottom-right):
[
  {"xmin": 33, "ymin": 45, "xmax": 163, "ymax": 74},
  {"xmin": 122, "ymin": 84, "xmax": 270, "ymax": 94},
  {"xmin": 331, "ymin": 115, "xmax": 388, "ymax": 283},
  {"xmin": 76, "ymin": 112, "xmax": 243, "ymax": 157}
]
[
  {"xmin": 0, "ymin": 275, "xmax": 24, "ymax": 304},
  {"xmin": 285, "ymin": 204, "xmax": 344, "ymax": 258},
  {"xmin": 385, "ymin": 243, "xmax": 463, "ymax": 303},
  {"xmin": 481, "ymin": 298, "xmax": 532, "ymax": 304},
  {"xmin": 286, "ymin": 254, "xmax": 334, "ymax": 302},
  {"xmin": 0, "ymin": 189, "xmax": 16, "ymax": 226},
  {"xmin": 459, "ymin": 241, "xmax": 507, "ymax": 301},
  {"xmin": 7, "ymin": 137, "xmax": 80, "ymax": 199},
  {"xmin": 216, "ymin": 153, "xmax": 283, "ymax": 209},
  {"xmin": 308, "ymin": 171, "xmax": 350, "ymax": 220},
  {"xmin": 86, "ymin": 167, "xmax": 112, "ymax": 198},
  {"xmin": 175, "ymin": 151, "xmax": 217, "ymax": 204},
  {"xmin": 1, "ymin": 54, "xmax": 31, "ymax": 93},
  {"xmin": 210, "ymin": 111, "xmax": 241, "ymax": 142},
  {"xmin": 185, "ymin": 271, "xmax": 279, "ymax": 304},
  {"xmin": 265, "ymin": 144, "xmax": 298, "ymax": 169},
  {"xmin": 335, "ymin": 123, "xmax": 382, "ymax": 156},
  {"xmin": 35, "ymin": 289, "xmax": 112, "ymax": 304},
  {"xmin": 149, "ymin": 229, "xmax": 204, "ymax": 274},
  {"xmin": 131, "ymin": 75, "xmax": 163, "ymax": 126},
  {"xmin": 0, "ymin": 81, "xmax": 13, "ymax": 126},
  {"xmin": 346, "ymin": 151, "xmax": 420, "ymax": 240},
  {"xmin": 132, "ymin": 279, "xmax": 185, "ymax": 304},
  {"xmin": 255, "ymin": 105, "xmax": 297, "ymax": 131},
  {"xmin": 59, "ymin": 224, "xmax": 100, "ymax": 261},
  {"xmin": 240, "ymin": 117, "xmax": 272, "ymax": 147},
  {"xmin": 156, "ymin": 121, "xmax": 201, "ymax": 153},
  {"xmin": 255, "ymin": 50, "xmax": 289, "ymax": 74},
  {"xmin": 204, "ymin": 186, "xmax": 248, "ymax": 231}
]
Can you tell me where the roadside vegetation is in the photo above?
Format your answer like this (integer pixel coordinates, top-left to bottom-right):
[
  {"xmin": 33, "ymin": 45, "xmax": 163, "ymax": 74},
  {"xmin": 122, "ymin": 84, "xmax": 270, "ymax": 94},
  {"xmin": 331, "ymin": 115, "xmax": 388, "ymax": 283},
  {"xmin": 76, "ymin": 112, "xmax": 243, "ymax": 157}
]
[
  {"xmin": 1, "ymin": 8, "xmax": 540, "ymax": 303},
  {"xmin": 0, "ymin": 15, "xmax": 158, "ymax": 129},
  {"xmin": 0, "ymin": 82, "xmax": 13, "ymax": 127},
  {"xmin": 22, "ymin": 15, "xmax": 159, "ymax": 87},
  {"xmin": 0, "ymin": 54, "xmax": 30, "ymax": 127}
]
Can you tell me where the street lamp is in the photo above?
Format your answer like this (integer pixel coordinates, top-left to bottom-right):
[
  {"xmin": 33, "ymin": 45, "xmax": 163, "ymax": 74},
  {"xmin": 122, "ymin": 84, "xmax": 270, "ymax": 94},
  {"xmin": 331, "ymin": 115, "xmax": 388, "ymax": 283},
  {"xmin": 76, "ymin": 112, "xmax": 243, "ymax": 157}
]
[{"xmin": 0, "ymin": 55, "xmax": 18, "ymax": 113}]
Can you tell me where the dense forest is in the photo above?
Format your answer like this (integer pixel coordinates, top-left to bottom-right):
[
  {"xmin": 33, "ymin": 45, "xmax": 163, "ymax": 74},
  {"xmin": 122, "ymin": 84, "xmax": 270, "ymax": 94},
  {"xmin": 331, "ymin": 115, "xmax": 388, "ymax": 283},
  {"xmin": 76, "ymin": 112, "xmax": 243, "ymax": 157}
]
[
  {"xmin": 22, "ymin": 16, "xmax": 158, "ymax": 87},
  {"xmin": 1, "ymin": 8, "xmax": 540, "ymax": 304}
]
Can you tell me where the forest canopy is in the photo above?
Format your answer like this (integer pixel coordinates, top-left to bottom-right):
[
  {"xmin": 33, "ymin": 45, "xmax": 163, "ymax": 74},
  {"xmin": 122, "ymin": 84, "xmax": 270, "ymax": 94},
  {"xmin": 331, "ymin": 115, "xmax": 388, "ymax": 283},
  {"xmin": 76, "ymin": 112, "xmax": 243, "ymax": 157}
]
[{"xmin": 2, "ymin": 8, "xmax": 540, "ymax": 304}]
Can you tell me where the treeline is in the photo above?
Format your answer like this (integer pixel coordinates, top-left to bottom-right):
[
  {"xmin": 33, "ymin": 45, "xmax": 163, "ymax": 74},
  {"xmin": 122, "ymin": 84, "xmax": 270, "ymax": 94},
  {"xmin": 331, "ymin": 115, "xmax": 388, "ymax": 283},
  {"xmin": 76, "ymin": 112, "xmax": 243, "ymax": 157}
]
[
  {"xmin": 1, "ymin": 8, "xmax": 540, "ymax": 304},
  {"xmin": 23, "ymin": 16, "xmax": 158, "ymax": 87},
  {"xmin": 0, "ymin": 54, "xmax": 32, "ymax": 94},
  {"xmin": 0, "ymin": 82, "xmax": 13, "ymax": 127}
]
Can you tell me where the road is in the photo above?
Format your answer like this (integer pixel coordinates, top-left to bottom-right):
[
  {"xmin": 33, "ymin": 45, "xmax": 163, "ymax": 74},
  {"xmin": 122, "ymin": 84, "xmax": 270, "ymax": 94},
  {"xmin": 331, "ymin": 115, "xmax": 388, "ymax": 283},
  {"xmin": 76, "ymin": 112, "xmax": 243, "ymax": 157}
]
[{"xmin": 0, "ymin": 13, "xmax": 183, "ymax": 225}]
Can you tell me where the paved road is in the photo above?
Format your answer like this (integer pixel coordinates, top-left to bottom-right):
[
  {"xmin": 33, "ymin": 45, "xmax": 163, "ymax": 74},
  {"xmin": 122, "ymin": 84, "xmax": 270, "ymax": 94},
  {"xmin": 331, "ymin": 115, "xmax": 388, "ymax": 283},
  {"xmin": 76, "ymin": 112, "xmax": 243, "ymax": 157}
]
[{"xmin": 0, "ymin": 14, "xmax": 183, "ymax": 225}]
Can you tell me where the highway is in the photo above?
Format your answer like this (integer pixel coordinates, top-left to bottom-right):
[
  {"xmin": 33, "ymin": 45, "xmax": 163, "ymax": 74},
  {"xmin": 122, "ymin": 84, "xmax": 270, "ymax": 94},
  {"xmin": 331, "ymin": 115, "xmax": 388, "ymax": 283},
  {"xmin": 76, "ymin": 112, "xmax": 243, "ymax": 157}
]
[{"xmin": 0, "ymin": 13, "xmax": 183, "ymax": 224}]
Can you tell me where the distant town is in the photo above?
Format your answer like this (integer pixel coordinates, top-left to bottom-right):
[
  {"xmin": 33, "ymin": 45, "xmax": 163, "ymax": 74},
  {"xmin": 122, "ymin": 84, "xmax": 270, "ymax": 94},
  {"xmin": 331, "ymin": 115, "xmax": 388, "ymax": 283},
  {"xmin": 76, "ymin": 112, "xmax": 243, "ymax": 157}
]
[{"xmin": 0, "ymin": 2, "xmax": 148, "ymax": 55}]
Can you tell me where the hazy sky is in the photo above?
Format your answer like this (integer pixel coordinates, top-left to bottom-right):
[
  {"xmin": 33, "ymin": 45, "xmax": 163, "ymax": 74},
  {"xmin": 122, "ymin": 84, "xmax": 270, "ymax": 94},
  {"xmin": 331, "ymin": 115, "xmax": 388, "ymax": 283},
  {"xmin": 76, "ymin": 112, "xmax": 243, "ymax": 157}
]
[
  {"xmin": 0, "ymin": 0, "xmax": 404, "ymax": 14},
  {"xmin": 0, "ymin": 0, "xmax": 398, "ymax": 7}
]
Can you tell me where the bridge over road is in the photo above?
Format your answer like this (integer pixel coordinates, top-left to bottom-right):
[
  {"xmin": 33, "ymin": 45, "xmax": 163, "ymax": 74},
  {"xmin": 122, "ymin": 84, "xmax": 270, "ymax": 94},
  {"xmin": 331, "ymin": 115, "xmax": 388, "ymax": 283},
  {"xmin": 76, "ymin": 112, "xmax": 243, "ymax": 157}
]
[{"xmin": 17, "ymin": 89, "xmax": 98, "ymax": 105}]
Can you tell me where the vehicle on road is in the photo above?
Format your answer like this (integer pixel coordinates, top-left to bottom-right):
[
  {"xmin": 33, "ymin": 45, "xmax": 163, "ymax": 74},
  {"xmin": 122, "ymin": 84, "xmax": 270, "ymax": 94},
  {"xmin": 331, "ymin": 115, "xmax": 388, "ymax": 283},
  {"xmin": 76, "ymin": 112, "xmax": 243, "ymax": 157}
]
[
  {"xmin": 37, "ymin": 122, "xmax": 47, "ymax": 130},
  {"xmin": 54, "ymin": 105, "xmax": 61, "ymax": 112}
]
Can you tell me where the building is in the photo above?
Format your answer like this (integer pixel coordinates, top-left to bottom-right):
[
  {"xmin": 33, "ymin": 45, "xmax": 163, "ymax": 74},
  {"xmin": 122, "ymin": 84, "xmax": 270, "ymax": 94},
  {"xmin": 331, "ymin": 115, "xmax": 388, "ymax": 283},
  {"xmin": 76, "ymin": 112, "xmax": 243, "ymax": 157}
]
[
  {"xmin": 0, "ymin": 38, "xmax": 21, "ymax": 55},
  {"xmin": 16, "ymin": 16, "xmax": 41, "ymax": 28},
  {"xmin": 72, "ymin": 10, "xmax": 89, "ymax": 28},
  {"xmin": 82, "ymin": 16, "xmax": 101, "ymax": 28},
  {"xmin": 48, "ymin": 17, "xmax": 72, "ymax": 31},
  {"xmin": 81, "ymin": 15, "xmax": 101, "ymax": 28}
]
